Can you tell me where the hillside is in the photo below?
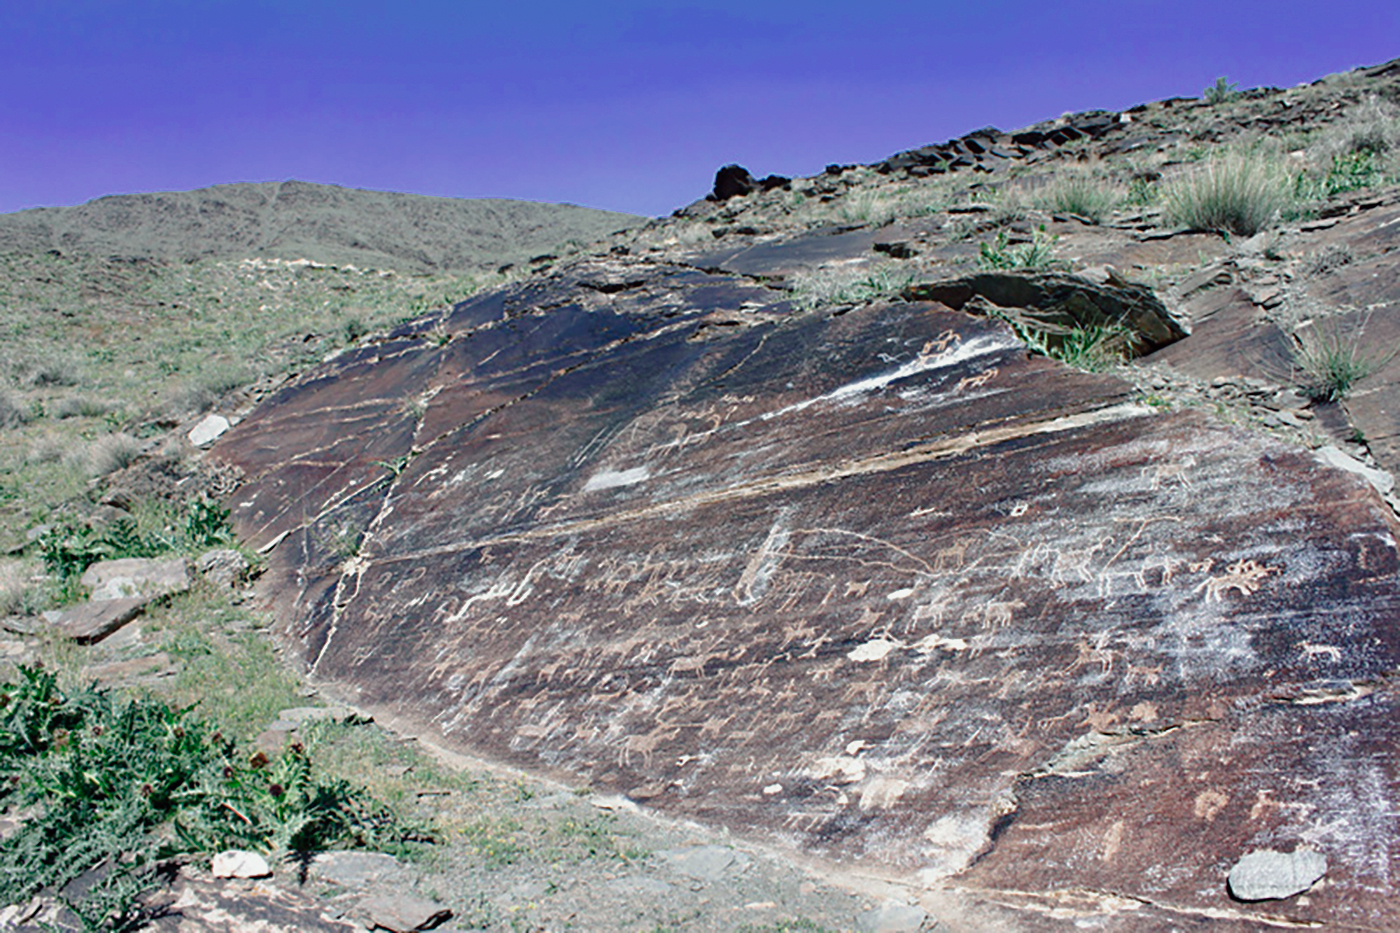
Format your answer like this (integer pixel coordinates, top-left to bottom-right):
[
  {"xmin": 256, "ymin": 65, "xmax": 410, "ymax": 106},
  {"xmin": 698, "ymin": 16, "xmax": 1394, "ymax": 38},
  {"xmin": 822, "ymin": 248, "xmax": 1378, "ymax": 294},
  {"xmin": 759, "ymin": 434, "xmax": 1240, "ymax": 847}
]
[
  {"xmin": 0, "ymin": 180, "xmax": 644, "ymax": 273},
  {"xmin": 2, "ymin": 57, "xmax": 1400, "ymax": 932}
]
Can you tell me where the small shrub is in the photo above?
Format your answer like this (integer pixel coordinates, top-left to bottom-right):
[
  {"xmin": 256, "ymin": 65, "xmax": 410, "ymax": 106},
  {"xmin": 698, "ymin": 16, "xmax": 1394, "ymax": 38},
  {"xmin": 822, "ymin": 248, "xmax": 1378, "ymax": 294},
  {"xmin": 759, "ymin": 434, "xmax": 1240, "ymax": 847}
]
[
  {"xmin": 1203, "ymin": 76, "xmax": 1239, "ymax": 105},
  {"xmin": 1163, "ymin": 155, "xmax": 1288, "ymax": 237},
  {"xmin": 0, "ymin": 388, "xmax": 29, "ymax": 428},
  {"xmin": 992, "ymin": 310, "xmax": 1136, "ymax": 372},
  {"xmin": 169, "ymin": 364, "xmax": 254, "ymax": 416},
  {"xmin": 49, "ymin": 395, "xmax": 110, "ymax": 420},
  {"xmin": 1290, "ymin": 320, "xmax": 1396, "ymax": 402},
  {"xmin": 1123, "ymin": 176, "xmax": 1161, "ymax": 207},
  {"xmin": 11, "ymin": 356, "xmax": 81, "ymax": 389},
  {"xmin": 342, "ymin": 317, "xmax": 369, "ymax": 344},
  {"xmin": 87, "ymin": 432, "xmax": 143, "ymax": 477}
]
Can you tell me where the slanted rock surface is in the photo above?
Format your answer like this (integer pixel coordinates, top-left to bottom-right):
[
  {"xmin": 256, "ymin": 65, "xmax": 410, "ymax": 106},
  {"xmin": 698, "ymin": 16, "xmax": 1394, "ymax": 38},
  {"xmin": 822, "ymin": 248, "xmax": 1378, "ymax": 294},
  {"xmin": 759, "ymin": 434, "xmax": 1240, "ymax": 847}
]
[{"xmin": 212, "ymin": 57, "xmax": 1400, "ymax": 930}]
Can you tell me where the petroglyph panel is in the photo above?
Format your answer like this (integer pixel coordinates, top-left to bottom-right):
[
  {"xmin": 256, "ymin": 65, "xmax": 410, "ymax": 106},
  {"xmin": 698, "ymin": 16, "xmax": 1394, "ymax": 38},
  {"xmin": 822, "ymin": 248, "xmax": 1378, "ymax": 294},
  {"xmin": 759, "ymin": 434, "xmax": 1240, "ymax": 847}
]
[{"xmin": 216, "ymin": 259, "xmax": 1400, "ymax": 927}]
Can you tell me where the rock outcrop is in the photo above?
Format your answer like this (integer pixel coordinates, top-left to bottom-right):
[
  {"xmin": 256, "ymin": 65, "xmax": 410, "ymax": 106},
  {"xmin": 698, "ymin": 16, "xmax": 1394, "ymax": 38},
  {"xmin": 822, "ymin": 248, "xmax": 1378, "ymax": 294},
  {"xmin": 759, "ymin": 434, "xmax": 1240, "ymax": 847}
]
[{"xmin": 212, "ymin": 58, "xmax": 1400, "ymax": 930}]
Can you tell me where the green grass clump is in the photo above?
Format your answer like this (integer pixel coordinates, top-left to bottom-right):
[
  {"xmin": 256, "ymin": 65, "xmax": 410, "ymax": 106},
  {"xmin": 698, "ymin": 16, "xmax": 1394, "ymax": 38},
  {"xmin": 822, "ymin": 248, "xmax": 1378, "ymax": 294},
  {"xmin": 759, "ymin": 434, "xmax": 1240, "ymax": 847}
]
[
  {"xmin": 1291, "ymin": 322, "xmax": 1396, "ymax": 402},
  {"xmin": 792, "ymin": 264, "xmax": 913, "ymax": 310},
  {"xmin": 1034, "ymin": 175, "xmax": 1120, "ymax": 223},
  {"xmin": 1163, "ymin": 155, "xmax": 1288, "ymax": 237},
  {"xmin": 38, "ymin": 497, "xmax": 235, "ymax": 604},
  {"xmin": 977, "ymin": 228, "xmax": 1064, "ymax": 271},
  {"xmin": 0, "ymin": 664, "xmax": 425, "ymax": 930}
]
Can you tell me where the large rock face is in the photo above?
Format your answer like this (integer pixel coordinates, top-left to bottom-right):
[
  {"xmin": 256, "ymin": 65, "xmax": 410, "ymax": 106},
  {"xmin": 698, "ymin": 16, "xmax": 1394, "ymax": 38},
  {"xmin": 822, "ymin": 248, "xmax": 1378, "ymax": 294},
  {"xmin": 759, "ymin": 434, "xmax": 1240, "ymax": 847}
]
[
  {"xmin": 215, "ymin": 253, "xmax": 1399, "ymax": 929},
  {"xmin": 213, "ymin": 60, "xmax": 1400, "ymax": 930}
]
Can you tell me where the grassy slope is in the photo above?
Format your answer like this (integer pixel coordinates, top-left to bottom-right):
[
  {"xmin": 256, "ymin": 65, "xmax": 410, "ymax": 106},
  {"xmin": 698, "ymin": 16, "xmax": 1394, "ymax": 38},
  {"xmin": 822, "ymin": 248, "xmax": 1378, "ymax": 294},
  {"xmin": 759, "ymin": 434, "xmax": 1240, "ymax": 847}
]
[{"xmin": 0, "ymin": 180, "xmax": 645, "ymax": 273}]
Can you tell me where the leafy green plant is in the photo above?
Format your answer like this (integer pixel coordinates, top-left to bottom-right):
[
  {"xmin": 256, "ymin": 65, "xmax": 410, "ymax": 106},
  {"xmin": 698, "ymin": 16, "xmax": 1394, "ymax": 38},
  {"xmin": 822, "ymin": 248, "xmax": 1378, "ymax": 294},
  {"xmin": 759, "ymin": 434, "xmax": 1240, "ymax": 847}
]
[
  {"xmin": 1294, "ymin": 149, "xmax": 1381, "ymax": 202},
  {"xmin": 1290, "ymin": 321, "xmax": 1396, "ymax": 402},
  {"xmin": 1204, "ymin": 76, "xmax": 1239, "ymax": 105},
  {"xmin": 977, "ymin": 228, "xmax": 1064, "ymax": 271},
  {"xmin": 0, "ymin": 666, "xmax": 424, "ymax": 930},
  {"xmin": 38, "ymin": 496, "xmax": 236, "ymax": 599},
  {"xmin": 1163, "ymin": 155, "xmax": 1288, "ymax": 237}
]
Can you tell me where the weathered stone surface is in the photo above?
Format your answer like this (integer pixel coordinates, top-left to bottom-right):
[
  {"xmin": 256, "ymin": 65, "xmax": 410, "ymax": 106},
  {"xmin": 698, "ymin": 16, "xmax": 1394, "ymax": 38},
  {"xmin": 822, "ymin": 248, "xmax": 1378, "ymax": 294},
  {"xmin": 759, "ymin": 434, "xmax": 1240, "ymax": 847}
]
[
  {"xmin": 81, "ymin": 556, "xmax": 192, "ymax": 601},
  {"xmin": 857, "ymin": 899, "xmax": 928, "ymax": 933},
  {"xmin": 357, "ymin": 893, "xmax": 452, "ymax": 932},
  {"xmin": 904, "ymin": 270, "xmax": 1187, "ymax": 353},
  {"xmin": 1227, "ymin": 848, "xmax": 1327, "ymax": 901},
  {"xmin": 310, "ymin": 850, "xmax": 410, "ymax": 888},
  {"xmin": 214, "ymin": 248, "xmax": 1400, "ymax": 929},
  {"xmin": 42, "ymin": 596, "xmax": 150, "ymax": 644},
  {"xmin": 196, "ymin": 547, "xmax": 251, "ymax": 588}
]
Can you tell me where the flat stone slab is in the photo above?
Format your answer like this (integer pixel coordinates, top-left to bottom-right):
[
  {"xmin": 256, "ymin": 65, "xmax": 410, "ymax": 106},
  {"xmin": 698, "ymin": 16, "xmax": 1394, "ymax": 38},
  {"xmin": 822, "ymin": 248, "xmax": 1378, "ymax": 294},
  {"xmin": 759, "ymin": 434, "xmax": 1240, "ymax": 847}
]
[
  {"xmin": 81, "ymin": 556, "xmax": 191, "ymax": 601},
  {"xmin": 356, "ymin": 894, "xmax": 451, "ymax": 932},
  {"xmin": 189, "ymin": 413, "xmax": 231, "ymax": 446},
  {"xmin": 42, "ymin": 596, "xmax": 150, "ymax": 644}
]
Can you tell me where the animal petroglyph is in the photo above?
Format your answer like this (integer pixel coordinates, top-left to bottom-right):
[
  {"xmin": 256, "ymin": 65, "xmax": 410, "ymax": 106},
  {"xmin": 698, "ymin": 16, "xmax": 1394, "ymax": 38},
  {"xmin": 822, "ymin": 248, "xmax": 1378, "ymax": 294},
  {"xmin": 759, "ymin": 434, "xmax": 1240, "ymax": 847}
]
[
  {"xmin": 1064, "ymin": 633, "xmax": 1115, "ymax": 678},
  {"xmin": 1144, "ymin": 454, "xmax": 1197, "ymax": 492},
  {"xmin": 1195, "ymin": 558, "xmax": 1277, "ymax": 603},
  {"xmin": 933, "ymin": 537, "xmax": 975, "ymax": 572},
  {"xmin": 921, "ymin": 329, "xmax": 962, "ymax": 357},
  {"xmin": 618, "ymin": 725, "xmax": 682, "ymax": 770},
  {"xmin": 1297, "ymin": 641, "xmax": 1343, "ymax": 663},
  {"xmin": 978, "ymin": 598, "xmax": 1027, "ymax": 630},
  {"xmin": 954, "ymin": 367, "xmax": 999, "ymax": 394}
]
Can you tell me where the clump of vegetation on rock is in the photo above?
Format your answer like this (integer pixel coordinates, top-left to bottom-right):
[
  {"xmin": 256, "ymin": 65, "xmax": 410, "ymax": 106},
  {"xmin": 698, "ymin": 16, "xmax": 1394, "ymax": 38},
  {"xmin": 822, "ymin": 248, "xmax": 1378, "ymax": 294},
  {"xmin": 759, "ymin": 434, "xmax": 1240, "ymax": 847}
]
[{"xmin": 1163, "ymin": 154, "xmax": 1289, "ymax": 237}]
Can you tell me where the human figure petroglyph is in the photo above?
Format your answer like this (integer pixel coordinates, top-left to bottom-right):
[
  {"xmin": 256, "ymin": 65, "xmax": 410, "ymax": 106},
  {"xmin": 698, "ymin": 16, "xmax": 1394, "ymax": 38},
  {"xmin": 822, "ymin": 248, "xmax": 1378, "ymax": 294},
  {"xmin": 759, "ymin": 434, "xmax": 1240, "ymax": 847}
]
[
  {"xmin": 954, "ymin": 367, "xmax": 999, "ymax": 394},
  {"xmin": 1195, "ymin": 559, "xmax": 1277, "ymax": 603}
]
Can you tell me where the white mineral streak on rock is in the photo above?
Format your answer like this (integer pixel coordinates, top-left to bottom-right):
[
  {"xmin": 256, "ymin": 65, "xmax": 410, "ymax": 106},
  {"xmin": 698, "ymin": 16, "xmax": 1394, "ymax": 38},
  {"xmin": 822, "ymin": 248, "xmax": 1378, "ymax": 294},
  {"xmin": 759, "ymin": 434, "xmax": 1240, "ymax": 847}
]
[
  {"xmin": 762, "ymin": 333, "xmax": 1018, "ymax": 421},
  {"xmin": 583, "ymin": 465, "xmax": 651, "ymax": 491}
]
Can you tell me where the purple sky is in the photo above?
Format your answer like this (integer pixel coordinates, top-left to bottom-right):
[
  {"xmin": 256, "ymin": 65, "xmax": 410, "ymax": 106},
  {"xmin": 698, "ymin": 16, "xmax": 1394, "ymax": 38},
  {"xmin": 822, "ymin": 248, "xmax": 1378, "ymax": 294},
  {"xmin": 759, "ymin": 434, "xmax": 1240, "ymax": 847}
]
[{"xmin": 3, "ymin": 1, "xmax": 1397, "ymax": 218}]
